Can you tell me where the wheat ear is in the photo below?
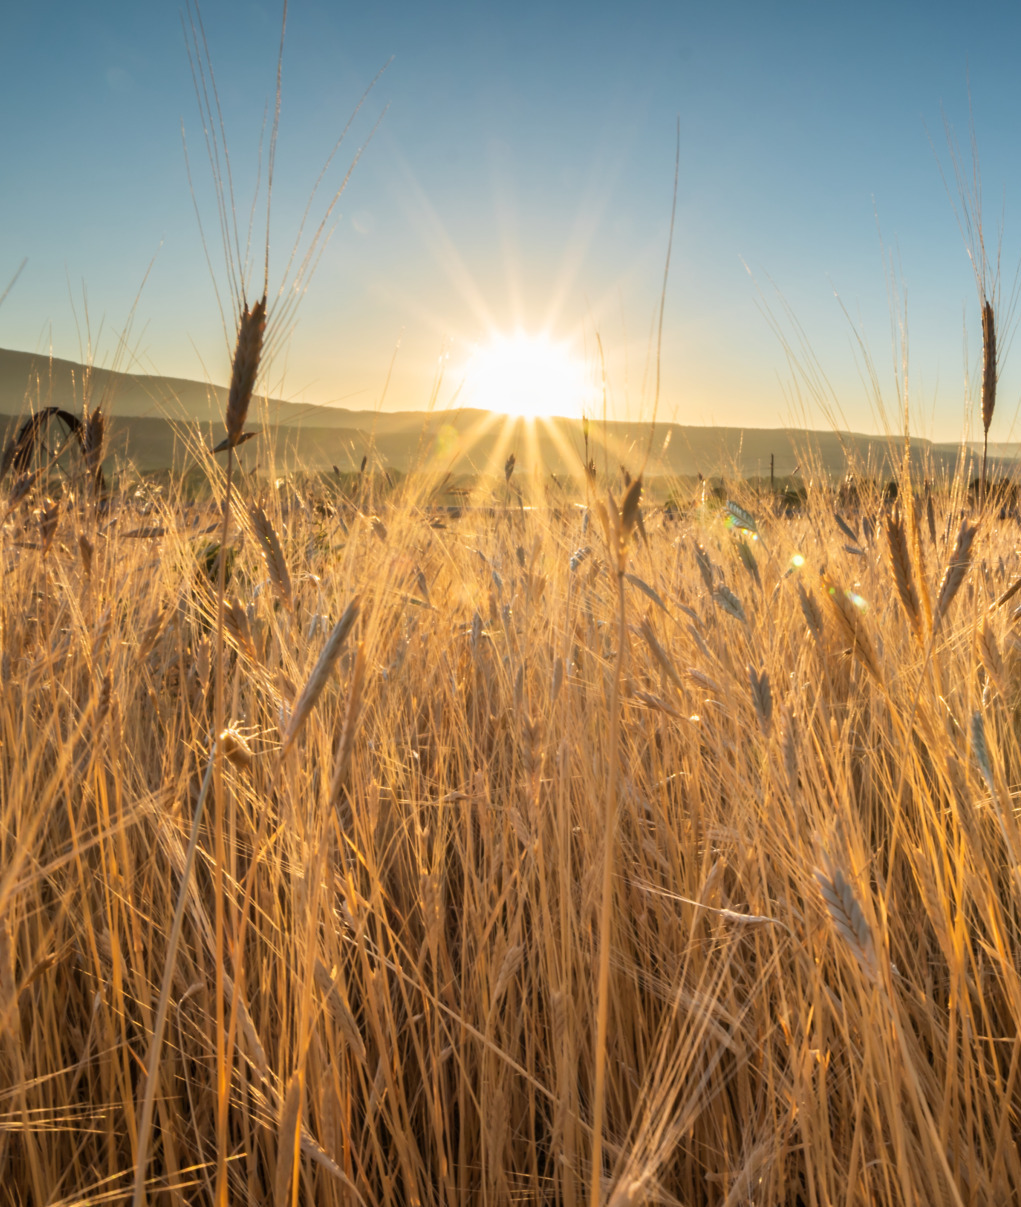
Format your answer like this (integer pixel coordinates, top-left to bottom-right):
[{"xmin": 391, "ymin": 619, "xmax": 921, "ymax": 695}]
[
  {"xmin": 886, "ymin": 506, "xmax": 924, "ymax": 646},
  {"xmin": 748, "ymin": 665, "xmax": 773, "ymax": 733},
  {"xmin": 934, "ymin": 518, "xmax": 978, "ymax": 632},
  {"xmin": 981, "ymin": 298, "xmax": 997, "ymax": 498},
  {"xmin": 225, "ymin": 294, "xmax": 267, "ymax": 448},
  {"xmin": 281, "ymin": 598, "xmax": 360, "ymax": 753},
  {"xmin": 330, "ymin": 641, "xmax": 367, "ymax": 804},
  {"xmin": 639, "ymin": 617, "xmax": 684, "ymax": 695},
  {"xmin": 83, "ymin": 406, "xmax": 105, "ymax": 495},
  {"xmin": 822, "ymin": 577, "xmax": 882, "ymax": 684},
  {"xmin": 978, "ymin": 618, "xmax": 1008, "ymax": 699},
  {"xmin": 250, "ymin": 502, "xmax": 293, "ymax": 612},
  {"xmin": 814, "ymin": 852, "xmax": 878, "ymax": 978}
]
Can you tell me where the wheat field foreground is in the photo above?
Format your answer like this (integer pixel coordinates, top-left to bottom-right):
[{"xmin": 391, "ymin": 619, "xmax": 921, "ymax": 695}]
[{"xmin": 1, "ymin": 454, "xmax": 1019, "ymax": 1207}]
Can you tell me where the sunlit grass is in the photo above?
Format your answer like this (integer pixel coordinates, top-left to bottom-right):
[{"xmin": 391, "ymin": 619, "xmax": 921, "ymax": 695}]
[{"xmin": 1, "ymin": 444, "xmax": 1020, "ymax": 1204}]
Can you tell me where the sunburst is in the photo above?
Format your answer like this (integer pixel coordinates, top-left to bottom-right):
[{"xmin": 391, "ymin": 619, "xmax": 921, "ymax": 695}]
[{"xmin": 461, "ymin": 330, "xmax": 594, "ymax": 420}]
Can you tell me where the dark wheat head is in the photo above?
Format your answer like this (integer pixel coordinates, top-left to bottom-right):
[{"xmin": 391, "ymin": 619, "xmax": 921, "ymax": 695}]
[
  {"xmin": 982, "ymin": 297, "xmax": 997, "ymax": 435},
  {"xmin": 225, "ymin": 295, "xmax": 268, "ymax": 448}
]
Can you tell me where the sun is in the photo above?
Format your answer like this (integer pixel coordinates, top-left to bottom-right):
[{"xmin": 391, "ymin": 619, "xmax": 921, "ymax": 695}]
[{"xmin": 461, "ymin": 330, "xmax": 593, "ymax": 420}]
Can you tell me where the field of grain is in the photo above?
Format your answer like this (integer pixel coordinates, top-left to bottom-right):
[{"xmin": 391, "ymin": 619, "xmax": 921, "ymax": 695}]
[{"xmin": 1, "ymin": 424, "xmax": 1019, "ymax": 1205}]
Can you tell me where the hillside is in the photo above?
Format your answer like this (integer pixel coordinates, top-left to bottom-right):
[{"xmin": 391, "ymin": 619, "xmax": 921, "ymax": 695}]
[{"xmin": 0, "ymin": 346, "xmax": 995, "ymax": 482}]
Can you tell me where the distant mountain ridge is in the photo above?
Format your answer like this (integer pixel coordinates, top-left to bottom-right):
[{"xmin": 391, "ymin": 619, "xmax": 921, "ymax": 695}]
[
  {"xmin": 0, "ymin": 346, "xmax": 1004, "ymax": 481},
  {"xmin": 0, "ymin": 346, "xmax": 409, "ymax": 430}
]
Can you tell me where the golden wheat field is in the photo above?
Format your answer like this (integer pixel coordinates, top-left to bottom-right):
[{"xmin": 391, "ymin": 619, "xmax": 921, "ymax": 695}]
[
  {"xmin": 1, "ymin": 418, "xmax": 1020, "ymax": 1206},
  {"xmin": 4, "ymin": 4, "xmax": 1021, "ymax": 1200}
]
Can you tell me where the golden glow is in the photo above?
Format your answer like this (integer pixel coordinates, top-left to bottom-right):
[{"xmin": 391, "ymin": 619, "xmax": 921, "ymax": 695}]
[{"xmin": 461, "ymin": 330, "xmax": 592, "ymax": 420}]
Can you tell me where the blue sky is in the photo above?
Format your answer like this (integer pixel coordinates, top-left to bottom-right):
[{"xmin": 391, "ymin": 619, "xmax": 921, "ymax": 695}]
[{"xmin": 3, "ymin": 1, "xmax": 1021, "ymax": 439}]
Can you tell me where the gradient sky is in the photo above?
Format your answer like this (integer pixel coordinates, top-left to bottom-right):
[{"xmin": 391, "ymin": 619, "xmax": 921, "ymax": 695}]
[{"xmin": 4, "ymin": 0, "xmax": 1021, "ymax": 441}]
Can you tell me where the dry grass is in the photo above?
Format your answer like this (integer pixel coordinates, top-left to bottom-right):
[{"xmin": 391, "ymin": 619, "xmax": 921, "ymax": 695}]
[{"xmin": 0, "ymin": 452, "xmax": 1020, "ymax": 1206}]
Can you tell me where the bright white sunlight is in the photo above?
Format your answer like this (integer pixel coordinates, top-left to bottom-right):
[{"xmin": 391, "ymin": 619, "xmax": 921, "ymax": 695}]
[{"xmin": 461, "ymin": 330, "xmax": 593, "ymax": 420}]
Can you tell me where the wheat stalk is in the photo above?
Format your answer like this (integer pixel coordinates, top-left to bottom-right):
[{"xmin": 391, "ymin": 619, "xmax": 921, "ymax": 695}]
[
  {"xmin": 982, "ymin": 298, "xmax": 997, "ymax": 499},
  {"xmin": 281, "ymin": 598, "xmax": 360, "ymax": 754},
  {"xmin": 4, "ymin": 470, "xmax": 37, "ymax": 519},
  {"xmin": 971, "ymin": 710, "xmax": 996, "ymax": 797},
  {"xmin": 748, "ymin": 665, "xmax": 773, "ymax": 733},
  {"xmin": 569, "ymin": 545, "xmax": 592, "ymax": 572},
  {"xmin": 693, "ymin": 541, "xmax": 715, "ymax": 590},
  {"xmin": 82, "ymin": 406, "xmax": 105, "ymax": 496},
  {"xmin": 886, "ymin": 506, "xmax": 924, "ymax": 646},
  {"xmin": 329, "ymin": 640, "xmax": 367, "ymax": 805},
  {"xmin": 38, "ymin": 498, "xmax": 59, "ymax": 555},
  {"xmin": 822, "ymin": 577, "xmax": 882, "ymax": 683},
  {"xmin": 223, "ymin": 972, "xmax": 270, "ymax": 1081},
  {"xmin": 224, "ymin": 598, "xmax": 258, "ymax": 662},
  {"xmin": 551, "ymin": 656, "xmax": 564, "ymax": 704},
  {"xmin": 639, "ymin": 617, "xmax": 684, "ymax": 695},
  {"xmin": 684, "ymin": 667, "xmax": 723, "ymax": 694},
  {"xmin": 934, "ymin": 518, "xmax": 978, "ymax": 631},
  {"xmin": 726, "ymin": 499, "xmax": 758, "ymax": 535},
  {"xmin": 131, "ymin": 745, "xmax": 217, "ymax": 1207},
  {"xmin": 737, "ymin": 538, "xmax": 761, "ymax": 589},
  {"xmin": 814, "ymin": 852, "xmax": 878, "ymax": 979},
  {"xmin": 250, "ymin": 502, "xmax": 293, "ymax": 612},
  {"xmin": 78, "ymin": 533, "xmax": 93, "ymax": 577},
  {"xmin": 274, "ymin": 1071, "xmax": 303, "ymax": 1207},
  {"xmin": 617, "ymin": 476, "xmax": 643, "ymax": 572},
  {"xmin": 978, "ymin": 618, "xmax": 1008, "ymax": 699},
  {"xmin": 314, "ymin": 961, "xmax": 367, "ymax": 1061},
  {"xmin": 796, "ymin": 581, "xmax": 824, "ymax": 639},
  {"xmin": 223, "ymin": 295, "xmax": 267, "ymax": 449},
  {"xmin": 713, "ymin": 584, "xmax": 747, "ymax": 624}
]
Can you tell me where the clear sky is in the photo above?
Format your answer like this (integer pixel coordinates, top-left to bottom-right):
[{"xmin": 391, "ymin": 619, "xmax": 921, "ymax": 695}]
[{"xmin": 4, "ymin": 0, "xmax": 1021, "ymax": 441}]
